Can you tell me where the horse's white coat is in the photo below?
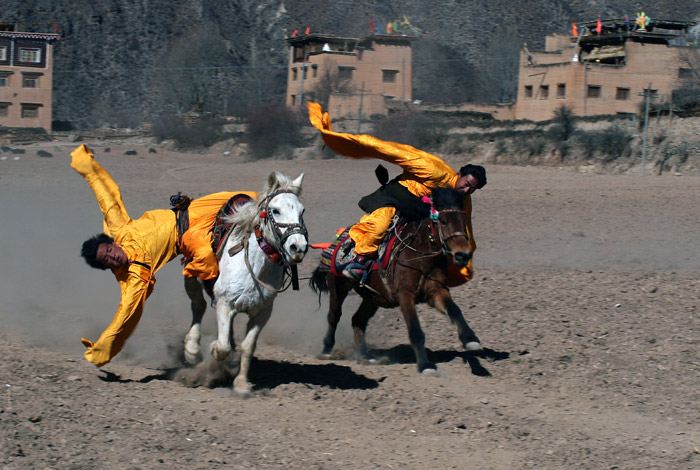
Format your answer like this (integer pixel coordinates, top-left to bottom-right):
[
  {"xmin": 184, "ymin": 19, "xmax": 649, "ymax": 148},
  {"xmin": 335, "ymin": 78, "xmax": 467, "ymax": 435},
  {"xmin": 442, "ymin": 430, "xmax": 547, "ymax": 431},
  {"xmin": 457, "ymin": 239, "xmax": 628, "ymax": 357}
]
[{"xmin": 183, "ymin": 172, "xmax": 307, "ymax": 395}]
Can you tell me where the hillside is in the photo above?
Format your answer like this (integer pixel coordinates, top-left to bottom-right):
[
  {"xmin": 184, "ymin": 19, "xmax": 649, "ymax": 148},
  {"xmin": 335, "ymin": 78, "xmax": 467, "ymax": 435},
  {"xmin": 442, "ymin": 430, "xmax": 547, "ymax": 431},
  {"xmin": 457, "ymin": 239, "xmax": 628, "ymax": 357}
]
[{"xmin": 3, "ymin": 0, "xmax": 700, "ymax": 129}]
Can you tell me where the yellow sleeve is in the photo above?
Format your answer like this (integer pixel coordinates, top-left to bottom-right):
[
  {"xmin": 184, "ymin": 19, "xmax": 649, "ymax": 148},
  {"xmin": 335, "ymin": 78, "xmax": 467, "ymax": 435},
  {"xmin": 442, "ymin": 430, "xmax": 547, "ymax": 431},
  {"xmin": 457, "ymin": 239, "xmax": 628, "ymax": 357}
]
[
  {"xmin": 81, "ymin": 264, "xmax": 154, "ymax": 367},
  {"xmin": 70, "ymin": 144, "xmax": 131, "ymax": 237},
  {"xmin": 308, "ymin": 102, "xmax": 456, "ymax": 187}
]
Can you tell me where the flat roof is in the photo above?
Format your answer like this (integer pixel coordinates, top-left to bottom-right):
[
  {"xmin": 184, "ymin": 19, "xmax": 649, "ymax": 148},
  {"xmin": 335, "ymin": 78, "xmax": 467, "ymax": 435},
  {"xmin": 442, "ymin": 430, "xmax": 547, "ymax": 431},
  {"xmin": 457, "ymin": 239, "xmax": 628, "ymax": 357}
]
[{"xmin": 0, "ymin": 31, "xmax": 60, "ymax": 42}]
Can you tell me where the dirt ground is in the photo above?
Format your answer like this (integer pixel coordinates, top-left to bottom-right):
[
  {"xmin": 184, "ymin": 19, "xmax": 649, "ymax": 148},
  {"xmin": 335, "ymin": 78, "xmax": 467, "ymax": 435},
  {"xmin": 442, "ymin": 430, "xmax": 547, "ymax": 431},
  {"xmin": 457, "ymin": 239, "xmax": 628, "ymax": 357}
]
[{"xmin": 1, "ymin": 140, "xmax": 699, "ymax": 469}]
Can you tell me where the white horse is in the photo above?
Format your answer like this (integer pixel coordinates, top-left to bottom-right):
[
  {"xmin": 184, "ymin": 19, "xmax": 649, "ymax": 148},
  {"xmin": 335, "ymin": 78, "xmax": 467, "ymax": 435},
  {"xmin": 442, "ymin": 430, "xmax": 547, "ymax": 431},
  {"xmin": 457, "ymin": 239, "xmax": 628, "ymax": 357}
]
[{"xmin": 183, "ymin": 171, "xmax": 308, "ymax": 395}]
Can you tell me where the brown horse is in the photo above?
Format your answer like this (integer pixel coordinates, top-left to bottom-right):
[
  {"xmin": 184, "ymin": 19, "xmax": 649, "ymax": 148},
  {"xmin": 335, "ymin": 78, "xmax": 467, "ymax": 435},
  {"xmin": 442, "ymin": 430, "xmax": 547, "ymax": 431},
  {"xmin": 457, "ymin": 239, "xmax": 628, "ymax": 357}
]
[{"xmin": 310, "ymin": 187, "xmax": 482, "ymax": 374}]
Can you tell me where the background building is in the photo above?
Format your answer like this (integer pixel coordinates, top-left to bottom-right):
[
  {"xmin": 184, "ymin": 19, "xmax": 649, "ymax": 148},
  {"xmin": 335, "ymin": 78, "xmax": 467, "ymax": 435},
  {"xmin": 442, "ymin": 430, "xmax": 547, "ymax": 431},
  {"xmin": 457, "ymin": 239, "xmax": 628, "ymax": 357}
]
[
  {"xmin": 285, "ymin": 32, "xmax": 417, "ymax": 121},
  {"xmin": 0, "ymin": 25, "xmax": 59, "ymax": 132},
  {"xmin": 514, "ymin": 18, "xmax": 697, "ymax": 121}
]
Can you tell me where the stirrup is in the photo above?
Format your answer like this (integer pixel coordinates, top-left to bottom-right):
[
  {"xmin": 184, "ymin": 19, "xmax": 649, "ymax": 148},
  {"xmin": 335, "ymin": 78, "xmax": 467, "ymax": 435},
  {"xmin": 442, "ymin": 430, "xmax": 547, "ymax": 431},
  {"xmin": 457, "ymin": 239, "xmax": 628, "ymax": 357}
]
[
  {"xmin": 342, "ymin": 264, "xmax": 368, "ymax": 283},
  {"xmin": 342, "ymin": 254, "xmax": 375, "ymax": 284}
]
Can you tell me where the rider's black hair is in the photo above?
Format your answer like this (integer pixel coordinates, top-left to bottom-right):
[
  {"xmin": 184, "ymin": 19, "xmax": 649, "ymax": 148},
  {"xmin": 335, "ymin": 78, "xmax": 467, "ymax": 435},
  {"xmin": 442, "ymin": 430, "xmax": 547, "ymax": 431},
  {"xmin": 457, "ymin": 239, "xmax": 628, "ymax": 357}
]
[
  {"xmin": 458, "ymin": 164, "xmax": 487, "ymax": 188},
  {"xmin": 81, "ymin": 233, "xmax": 114, "ymax": 270}
]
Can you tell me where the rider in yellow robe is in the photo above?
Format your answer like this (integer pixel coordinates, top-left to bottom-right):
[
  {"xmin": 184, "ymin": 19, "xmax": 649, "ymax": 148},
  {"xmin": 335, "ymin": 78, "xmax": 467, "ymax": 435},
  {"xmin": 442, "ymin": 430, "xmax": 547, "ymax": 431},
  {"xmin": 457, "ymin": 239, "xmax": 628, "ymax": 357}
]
[
  {"xmin": 307, "ymin": 102, "xmax": 486, "ymax": 286},
  {"xmin": 71, "ymin": 144, "xmax": 257, "ymax": 366}
]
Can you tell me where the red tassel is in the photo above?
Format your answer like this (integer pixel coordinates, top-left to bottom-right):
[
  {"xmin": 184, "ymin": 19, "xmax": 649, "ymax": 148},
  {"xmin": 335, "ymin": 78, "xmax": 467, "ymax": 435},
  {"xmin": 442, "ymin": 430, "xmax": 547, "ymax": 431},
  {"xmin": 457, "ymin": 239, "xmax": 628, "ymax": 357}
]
[{"xmin": 260, "ymin": 211, "xmax": 267, "ymax": 219}]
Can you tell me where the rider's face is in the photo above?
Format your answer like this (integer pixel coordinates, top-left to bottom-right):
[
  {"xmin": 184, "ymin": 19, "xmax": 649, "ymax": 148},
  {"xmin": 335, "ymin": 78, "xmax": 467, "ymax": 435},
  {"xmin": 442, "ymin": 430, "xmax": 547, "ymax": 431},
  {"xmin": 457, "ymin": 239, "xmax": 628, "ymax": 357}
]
[
  {"xmin": 96, "ymin": 242, "xmax": 128, "ymax": 269},
  {"xmin": 455, "ymin": 174, "xmax": 480, "ymax": 195}
]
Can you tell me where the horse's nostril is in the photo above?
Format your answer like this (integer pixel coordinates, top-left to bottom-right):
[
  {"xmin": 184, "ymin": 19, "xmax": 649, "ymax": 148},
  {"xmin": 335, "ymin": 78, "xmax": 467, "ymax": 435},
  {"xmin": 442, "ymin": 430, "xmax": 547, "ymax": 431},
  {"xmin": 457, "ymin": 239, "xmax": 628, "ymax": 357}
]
[
  {"xmin": 290, "ymin": 244, "xmax": 297, "ymax": 253},
  {"xmin": 454, "ymin": 251, "xmax": 471, "ymax": 266}
]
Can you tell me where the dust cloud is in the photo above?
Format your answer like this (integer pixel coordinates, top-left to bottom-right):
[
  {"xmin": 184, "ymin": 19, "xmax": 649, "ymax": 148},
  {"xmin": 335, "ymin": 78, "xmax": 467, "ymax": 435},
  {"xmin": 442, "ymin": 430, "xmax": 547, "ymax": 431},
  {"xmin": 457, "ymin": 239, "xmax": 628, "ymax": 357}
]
[{"xmin": 0, "ymin": 176, "xmax": 353, "ymax": 372}]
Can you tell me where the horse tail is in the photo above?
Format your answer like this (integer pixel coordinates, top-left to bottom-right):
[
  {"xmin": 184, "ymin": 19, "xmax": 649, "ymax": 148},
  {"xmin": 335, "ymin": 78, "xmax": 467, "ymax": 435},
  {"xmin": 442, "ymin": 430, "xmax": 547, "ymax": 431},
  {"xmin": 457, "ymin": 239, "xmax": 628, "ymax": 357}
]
[{"xmin": 309, "ymin": 265, "xmax": 329, "ymax": 306}]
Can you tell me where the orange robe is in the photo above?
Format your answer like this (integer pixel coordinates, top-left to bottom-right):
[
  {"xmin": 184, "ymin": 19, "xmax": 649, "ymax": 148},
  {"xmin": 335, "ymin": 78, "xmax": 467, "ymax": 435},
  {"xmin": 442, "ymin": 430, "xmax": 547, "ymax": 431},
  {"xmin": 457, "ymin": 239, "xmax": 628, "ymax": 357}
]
[
  {"xmin": 70, "ymin": 144, "xmax": 257, "ymax": 366},
  {"xmin": 308, "ymin": 102, "xmax": 476, "ymax": 287}
]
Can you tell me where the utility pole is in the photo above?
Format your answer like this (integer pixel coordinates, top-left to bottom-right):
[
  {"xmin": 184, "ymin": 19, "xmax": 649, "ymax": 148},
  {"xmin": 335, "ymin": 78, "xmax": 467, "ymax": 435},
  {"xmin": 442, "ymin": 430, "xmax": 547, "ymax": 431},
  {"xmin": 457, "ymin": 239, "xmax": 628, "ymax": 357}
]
[
  {"xmin": 639, "ymin": 82, "xmax": 655, "ymax": 174},
  {"xmin": 356, "ymin": 81, "xmax": 365, "ymax": 133}
]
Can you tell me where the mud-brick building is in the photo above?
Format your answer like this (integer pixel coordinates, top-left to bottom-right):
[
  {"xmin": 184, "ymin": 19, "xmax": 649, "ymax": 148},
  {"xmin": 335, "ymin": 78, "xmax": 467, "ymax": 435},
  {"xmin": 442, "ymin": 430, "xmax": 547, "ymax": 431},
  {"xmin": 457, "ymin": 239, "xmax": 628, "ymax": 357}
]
[
  {"xmin": 514, "ymin": 18, "xmax": 697, "ymax": 121},
  {"xmin": 285, "ymin": 32, "xmax": 417, "ymax": 120},
  {"xmin": 0, "ymin": 26, "xmax": 60, "ymax": 132}
]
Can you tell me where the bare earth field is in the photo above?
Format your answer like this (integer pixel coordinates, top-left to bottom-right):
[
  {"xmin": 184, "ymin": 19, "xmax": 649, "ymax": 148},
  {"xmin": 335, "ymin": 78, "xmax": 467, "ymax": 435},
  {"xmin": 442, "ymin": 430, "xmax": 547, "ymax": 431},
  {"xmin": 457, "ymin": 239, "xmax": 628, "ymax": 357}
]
[{"xmin": 1, "ymin": 141, "xmax": 699, "ymax": 469}]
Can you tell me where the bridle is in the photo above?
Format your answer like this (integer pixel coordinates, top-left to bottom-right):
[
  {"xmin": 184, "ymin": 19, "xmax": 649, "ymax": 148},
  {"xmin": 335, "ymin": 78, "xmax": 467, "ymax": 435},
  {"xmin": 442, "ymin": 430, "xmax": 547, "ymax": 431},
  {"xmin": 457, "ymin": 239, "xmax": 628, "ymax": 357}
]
[
  {"xmin": 261, "ymin": 189, "xmax": 309, "ymax": 255},
  {"xmin": 243, "ymin": 188, "xmax": 308, "ymax": 293},
  {"xmin": 431, "ymin": 208, "xmax": 470, "ymax": 255},
  {"xmin": 394, "ymin": 202, "xmax": 469, "ymax": 259}
]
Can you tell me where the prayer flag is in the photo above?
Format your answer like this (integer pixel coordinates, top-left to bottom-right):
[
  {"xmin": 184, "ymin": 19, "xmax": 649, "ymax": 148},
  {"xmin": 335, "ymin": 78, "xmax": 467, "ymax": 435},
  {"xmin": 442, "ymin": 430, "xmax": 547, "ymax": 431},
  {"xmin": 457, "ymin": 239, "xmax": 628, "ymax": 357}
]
[
  {"xmin": 305, "ymin": 27, "xmax": 310, "ymax": 34},
  {"xmin": 596, "ymin": 19, "xmax": 602, "ymax": 33},
  {"xmin": 572, "ymin": 23, "xmax": 578, "ymax": 36}
]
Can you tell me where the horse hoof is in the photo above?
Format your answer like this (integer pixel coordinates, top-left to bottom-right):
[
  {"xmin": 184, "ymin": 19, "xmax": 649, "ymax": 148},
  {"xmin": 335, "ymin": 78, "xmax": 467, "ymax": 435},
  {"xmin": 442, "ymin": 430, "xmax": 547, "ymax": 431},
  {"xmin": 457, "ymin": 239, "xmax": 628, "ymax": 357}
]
[
  {"xmin": 209, "ymin": 341, "xmax": 231, "ymax": 361},
  {"xmin": 420, "ymin": 368, "xmax": 440, "ymax": 377},
  {"xmin": 233, "ymin": 388, "xmax": 253, "ymax": 398},
  {"xmin": 465, "ymin": 341, "xmax": 483, "ymax": 352},
  {"xmin": 184, "ymin": 349, "xmax": 202, "ymax": 366},
  {"xmin": 233, "ymin": 380, "xmax": 253, "ymax": 397}
]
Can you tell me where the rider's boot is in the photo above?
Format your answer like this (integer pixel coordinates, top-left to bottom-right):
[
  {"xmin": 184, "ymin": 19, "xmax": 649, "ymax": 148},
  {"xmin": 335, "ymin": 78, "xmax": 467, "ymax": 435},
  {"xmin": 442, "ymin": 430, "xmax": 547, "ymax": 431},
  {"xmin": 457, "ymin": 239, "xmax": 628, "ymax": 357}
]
[{"xmin": 342, "ymin": 253, "xmax": 377, "ymax": 283}]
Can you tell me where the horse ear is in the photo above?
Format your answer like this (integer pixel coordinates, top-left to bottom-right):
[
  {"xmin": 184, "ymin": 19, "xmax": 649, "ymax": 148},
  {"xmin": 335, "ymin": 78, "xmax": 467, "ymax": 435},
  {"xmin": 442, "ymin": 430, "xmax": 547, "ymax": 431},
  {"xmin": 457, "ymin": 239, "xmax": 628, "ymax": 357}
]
[
  {"xmin": 291, "ymin": 173, "xmax": 304, "ymax": 194},
  {"xmin": 267, "ymin": 171, "xmax": 280, "ymax": 190}
]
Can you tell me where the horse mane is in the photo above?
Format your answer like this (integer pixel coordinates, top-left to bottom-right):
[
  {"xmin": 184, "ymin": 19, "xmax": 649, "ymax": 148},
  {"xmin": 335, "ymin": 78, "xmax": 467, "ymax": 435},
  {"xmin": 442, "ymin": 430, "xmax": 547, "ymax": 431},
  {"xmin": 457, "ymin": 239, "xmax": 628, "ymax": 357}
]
[
  {"xmin": 431, "ymin": 187, "xmax": 466, "ymax": 211},
  {"xmin": 226, "ymin": 172, "xmax": 301, "ymax": 242}
]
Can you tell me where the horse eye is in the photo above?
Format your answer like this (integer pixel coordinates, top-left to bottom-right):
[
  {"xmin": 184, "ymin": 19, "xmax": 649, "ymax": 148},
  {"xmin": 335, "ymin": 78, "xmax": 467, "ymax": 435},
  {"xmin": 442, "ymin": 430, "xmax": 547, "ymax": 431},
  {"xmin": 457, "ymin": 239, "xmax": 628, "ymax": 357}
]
[
  {"xmin": 272, "ymin": 208, "xmax": 280, "ymax": 215},
  {"xmin": 439, "ymin": 218, "xmax": 447, "ymax": 226}
]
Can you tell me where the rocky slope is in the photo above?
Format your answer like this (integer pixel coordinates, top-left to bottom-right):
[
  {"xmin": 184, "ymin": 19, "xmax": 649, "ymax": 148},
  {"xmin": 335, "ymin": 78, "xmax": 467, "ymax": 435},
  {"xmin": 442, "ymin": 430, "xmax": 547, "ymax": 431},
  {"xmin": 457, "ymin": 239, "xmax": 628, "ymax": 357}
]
[{"xmin": 3, "ymin": 0, "xmax": 700, "ymax": 128}]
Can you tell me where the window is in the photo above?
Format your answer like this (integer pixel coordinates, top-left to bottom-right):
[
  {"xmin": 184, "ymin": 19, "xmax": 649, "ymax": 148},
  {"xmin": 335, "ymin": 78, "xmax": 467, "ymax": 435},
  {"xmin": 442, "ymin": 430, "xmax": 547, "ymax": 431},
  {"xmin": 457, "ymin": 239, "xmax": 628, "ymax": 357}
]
[
  {"xmin": 338, "ymin": 66, "xmax": 354, "ymax": 80},
  {"xmin": 539, "ymin": 85, "xmax": 549, "ymax": 99},
  {"xmin": 23, "ymin": 76, "xmax": 38, "ymax": 88},
  {"xmin": 21, "ymin": 103, "xmax": 40, "ymax": 118},
  {"xmin": 0, "ymin": 102, "xmax": 9, "ymax": 117},
  {"xmin": 524, "ymin": 85, "xmax": 533, "ymax": 98},
  {"xmin": 557, "ymin": 83, "xmax": 566, "ymax": 98},
  {"xmin": 291, "ymin": 68, "xmax": 297, "ymax": 81},
  {"xmin": 587, "ymin": 85, "xmax": 601, "ymax": 98},
  {"xmin": 616, "ymin": 87, "xmax": 630, "ymax": 100},
  {"xmin": 678, "ymin": 68, "xmax": 693, "ymax": 80},
  {"xmin": 19, "ymin": 48, "xmax": 41, "ymax": 63},
  {"xmin": 0, "ymin": 71, "xmax": 11, "ymax": 87},
  {"xmin": 302, "ymin": 66, "xmax": 307, "ymax": 79},
  {"xmin": 0, "ymin": 47, "xmax": 6, "ymax": 61},
  {"xmin": 290, "ymin": 94, "xmax": 296, "ymax": 106},
  {"xmin": 312, "ymin": 65, "xmax": 317, "ymax": 78},
  {"xmin": 382, "ymin": 69, "xmax": 398, "ymax": 83}
]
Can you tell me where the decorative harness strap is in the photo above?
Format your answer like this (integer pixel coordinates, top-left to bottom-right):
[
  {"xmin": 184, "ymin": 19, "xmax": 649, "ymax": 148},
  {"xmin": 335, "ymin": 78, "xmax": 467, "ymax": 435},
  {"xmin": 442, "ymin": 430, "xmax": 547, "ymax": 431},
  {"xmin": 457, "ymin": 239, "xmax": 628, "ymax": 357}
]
[{"xmin": 254, "ymin": 224, "xmax": 284, "ymax": 265}]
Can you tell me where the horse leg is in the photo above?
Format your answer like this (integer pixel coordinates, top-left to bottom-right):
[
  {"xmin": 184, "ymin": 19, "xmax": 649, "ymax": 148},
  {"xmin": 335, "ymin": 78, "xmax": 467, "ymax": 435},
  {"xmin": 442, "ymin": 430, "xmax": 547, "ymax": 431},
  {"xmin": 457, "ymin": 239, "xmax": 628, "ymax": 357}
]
[
  {"xmin": 210, "ymin": 299, "xmax": 235, "ymax": 361},
  {"xmin": 321, "ymin": 273, "xmax": 352, "ymax": 357},
  {"xmin": 351, "ymin": 298, "xmax": 379, "ymax": 363},
  {"xmin": 429, "ymin": 290, "xmax": 482, "ymax": 351},
  {"xmin": 233, "ymin": 305, "xmax": 273, "ymax": 396},
  {"xmin": 183, "ymin": 276, "xmax": 207, "ymax": 365},
  {"xmin": 397, "ymin": 290, "xmax": 437, "ymax": 374}
]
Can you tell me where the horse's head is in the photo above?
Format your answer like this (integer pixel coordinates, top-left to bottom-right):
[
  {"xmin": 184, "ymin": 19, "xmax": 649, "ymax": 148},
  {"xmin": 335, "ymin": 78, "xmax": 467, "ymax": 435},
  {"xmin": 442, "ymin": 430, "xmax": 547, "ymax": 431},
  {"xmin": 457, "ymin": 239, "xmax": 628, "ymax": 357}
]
[
  {"xmin": 261, "ymin": 172, "xmax": 308, "ymax": 264},
  {"xmin": 430, "ymin": 187, "xmax": 472, "ymax": 267}
]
